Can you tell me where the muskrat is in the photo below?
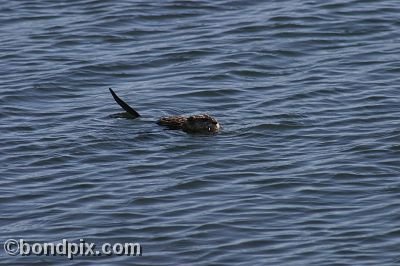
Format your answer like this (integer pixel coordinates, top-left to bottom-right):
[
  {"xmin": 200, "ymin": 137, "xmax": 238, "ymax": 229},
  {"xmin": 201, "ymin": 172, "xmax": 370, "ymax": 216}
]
[{"xmin": 109, "ymin": 88, "xmax": 220, "ymax": 134}]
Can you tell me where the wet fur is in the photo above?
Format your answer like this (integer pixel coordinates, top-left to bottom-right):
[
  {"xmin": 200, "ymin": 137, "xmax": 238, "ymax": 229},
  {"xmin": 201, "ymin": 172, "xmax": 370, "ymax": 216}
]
[{"xmin": 109, "ymin": 88, "xmax": 220, "ymax": 134}]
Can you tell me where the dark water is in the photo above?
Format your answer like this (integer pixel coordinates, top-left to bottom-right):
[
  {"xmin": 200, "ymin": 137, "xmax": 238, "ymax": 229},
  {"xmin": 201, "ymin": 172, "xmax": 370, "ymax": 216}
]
[{"xmin": 1, "ymin": 0, "xmax": 400, "ymax": 265}]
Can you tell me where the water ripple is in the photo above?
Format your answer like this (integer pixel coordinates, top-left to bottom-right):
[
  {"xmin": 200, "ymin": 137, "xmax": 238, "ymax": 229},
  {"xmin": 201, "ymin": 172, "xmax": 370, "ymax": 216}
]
[{"xmin": 1, "ymin": 0, "xmax": 400, "ymax": 265}]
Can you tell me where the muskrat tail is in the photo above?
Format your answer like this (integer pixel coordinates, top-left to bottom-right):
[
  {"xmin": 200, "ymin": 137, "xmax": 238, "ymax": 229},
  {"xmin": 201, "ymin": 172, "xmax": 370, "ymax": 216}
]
[{"xmin": 109, "ymin": 88, "xmax": 141, "ymax": 118}]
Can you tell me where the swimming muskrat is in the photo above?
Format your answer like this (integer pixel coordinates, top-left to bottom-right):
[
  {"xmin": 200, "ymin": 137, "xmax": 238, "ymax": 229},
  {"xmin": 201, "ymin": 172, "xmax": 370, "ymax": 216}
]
[{"xmin": 109, "ymin": 88, "xmax": 220, "ymax": 134}]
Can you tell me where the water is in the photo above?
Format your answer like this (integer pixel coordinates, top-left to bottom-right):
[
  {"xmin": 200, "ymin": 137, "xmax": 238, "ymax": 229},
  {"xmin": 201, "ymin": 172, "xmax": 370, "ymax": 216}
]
[{"xmin": 1, "ymin": 0, "xmax": 400, "ymax": 265}]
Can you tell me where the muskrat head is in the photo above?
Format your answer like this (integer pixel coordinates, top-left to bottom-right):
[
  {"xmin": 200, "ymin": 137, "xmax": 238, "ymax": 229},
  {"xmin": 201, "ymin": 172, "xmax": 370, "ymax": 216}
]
[{"xmin": 182, "ymin": 114, "xmax": 220, "ymax": 134}]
